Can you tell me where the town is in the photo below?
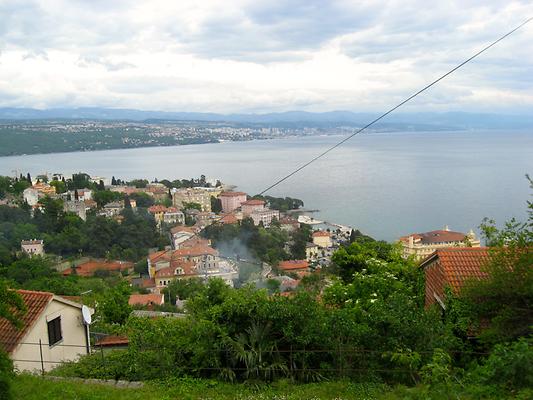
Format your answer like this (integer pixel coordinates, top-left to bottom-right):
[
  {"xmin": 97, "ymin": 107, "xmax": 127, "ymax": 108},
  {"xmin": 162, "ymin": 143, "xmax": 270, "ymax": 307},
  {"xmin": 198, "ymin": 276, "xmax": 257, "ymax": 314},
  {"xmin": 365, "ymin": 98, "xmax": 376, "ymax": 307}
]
[
  {"xmin": 0, "ymin": 120, "xmax": 354, "ymax": 156},
  {"xmin": 0, "ymin": 170, "xmax": 530, "ymax": 400}
]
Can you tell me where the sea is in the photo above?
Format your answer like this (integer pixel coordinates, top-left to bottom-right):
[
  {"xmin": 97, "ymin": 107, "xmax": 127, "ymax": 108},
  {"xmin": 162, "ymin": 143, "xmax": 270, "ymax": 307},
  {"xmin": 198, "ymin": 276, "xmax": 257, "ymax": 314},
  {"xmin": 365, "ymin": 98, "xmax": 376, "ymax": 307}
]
[{"xmin": 1, "ymin": 130, "xmax": 531, "ymax": 242}]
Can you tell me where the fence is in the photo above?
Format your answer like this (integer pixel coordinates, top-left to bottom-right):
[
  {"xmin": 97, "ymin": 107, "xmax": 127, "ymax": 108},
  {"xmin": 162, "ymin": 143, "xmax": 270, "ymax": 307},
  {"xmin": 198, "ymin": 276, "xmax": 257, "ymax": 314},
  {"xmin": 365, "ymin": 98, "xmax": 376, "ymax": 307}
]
[{"xmin": 6, "ymin": 335, "xmax": 491, "ymax": 381}]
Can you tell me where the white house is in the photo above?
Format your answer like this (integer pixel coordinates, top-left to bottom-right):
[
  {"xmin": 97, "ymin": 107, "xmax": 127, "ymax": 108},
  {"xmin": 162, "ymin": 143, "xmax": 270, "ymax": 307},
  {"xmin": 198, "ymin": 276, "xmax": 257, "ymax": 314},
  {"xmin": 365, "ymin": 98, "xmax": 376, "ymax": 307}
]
[
  {"xmin": 0, "ymin": 290, "xmax": 93, "ymax": 372},
  {"xmin": 23, "ymin": 188, "xmax": 39, "ymax": 206},
  {"xmin": 21, "ymin": 239, "xmax": 45, "ymax": 257}
]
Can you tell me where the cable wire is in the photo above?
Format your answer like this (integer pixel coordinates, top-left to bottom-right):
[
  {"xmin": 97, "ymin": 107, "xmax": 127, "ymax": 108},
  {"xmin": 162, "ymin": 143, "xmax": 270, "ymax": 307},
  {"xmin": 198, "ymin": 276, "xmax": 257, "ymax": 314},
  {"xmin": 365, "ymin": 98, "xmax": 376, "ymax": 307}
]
[{"xmin": 258, "ymin": 17, "xmax": 533, "ymax": 195}]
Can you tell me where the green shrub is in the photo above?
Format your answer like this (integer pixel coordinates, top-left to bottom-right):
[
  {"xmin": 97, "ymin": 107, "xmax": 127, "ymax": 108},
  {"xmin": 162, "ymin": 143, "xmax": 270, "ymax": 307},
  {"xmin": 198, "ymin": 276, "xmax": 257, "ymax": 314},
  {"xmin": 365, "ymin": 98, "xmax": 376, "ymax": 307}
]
[
  {"xmin": 0, "ymin": 350, "xmax": 14, "ymax": 400},
  {"xmin": 469, "ymin": 338, "xmax": 533, "ymax": 390}
]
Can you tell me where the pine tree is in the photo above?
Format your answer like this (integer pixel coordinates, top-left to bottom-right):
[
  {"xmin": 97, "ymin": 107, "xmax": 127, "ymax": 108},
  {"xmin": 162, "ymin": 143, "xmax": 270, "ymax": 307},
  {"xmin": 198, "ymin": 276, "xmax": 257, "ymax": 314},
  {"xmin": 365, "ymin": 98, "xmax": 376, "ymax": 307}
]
[
  {"xmin": 98, "ymin": 180, "xmax": 105, "ymax": 190},
  {"xmin": 26, "ymin": 173, "xmax": 32, "ymax": 184},
  {"xmin": 74, "ymin": 189, "xmax": 79, "ymax": 201},
  {"xmin": 111, "ymin": 176, "xmax": 117, "ymax": 185}
]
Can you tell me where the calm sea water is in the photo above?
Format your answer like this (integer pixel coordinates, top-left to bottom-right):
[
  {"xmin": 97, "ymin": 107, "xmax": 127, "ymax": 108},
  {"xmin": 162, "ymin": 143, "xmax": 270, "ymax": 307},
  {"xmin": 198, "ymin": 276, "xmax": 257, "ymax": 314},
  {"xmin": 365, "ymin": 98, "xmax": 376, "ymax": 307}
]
[{"xmin": 1, "ymin": 130, "xmax": 531, "ymax": 241}]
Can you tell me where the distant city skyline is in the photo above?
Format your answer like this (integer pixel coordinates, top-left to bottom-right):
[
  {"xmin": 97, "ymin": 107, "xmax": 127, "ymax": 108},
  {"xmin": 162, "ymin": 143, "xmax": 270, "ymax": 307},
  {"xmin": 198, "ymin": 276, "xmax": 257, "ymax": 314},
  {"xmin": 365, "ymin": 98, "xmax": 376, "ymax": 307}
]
[{"xmin": 1, "ymin": 1, "xmax": 532, "ymax": 114}]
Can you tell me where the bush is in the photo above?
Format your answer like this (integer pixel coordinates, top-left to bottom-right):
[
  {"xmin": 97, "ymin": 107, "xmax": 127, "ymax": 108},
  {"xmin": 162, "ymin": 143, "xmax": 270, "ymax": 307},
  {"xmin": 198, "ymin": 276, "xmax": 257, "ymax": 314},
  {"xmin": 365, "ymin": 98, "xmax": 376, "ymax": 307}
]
[
  {"xmin": 0, "ymin": 350, "xmax": 14, "ymax": 400},
  {"xmin": 468, "ymin": 338, "xmax": 533, "ymax": 390}
]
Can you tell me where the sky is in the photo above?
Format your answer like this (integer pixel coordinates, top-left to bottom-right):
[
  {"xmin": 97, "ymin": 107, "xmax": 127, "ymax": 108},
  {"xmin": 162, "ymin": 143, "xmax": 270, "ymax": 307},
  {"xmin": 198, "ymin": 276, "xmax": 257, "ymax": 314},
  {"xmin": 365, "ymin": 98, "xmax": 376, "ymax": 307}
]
[{"xmin": 0, "ymin": 0, "xmax": 532, "ymax": 114}]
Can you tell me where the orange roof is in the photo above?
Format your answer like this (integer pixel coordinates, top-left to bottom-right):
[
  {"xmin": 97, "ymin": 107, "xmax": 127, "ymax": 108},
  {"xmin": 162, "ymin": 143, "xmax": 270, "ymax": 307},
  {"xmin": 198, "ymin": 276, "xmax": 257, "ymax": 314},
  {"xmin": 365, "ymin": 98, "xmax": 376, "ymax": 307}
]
[
  {"xmin": 128, "ymin": 294, "xmax": 164, "ymax": 306},
  {"xmin": 421, "ymin": 247, "xmax": 490, "ymax": 292},
  {"xmin": 220, "ymin": 213, "xmax": 238, "ymax": 224},
  {"xmin": 400, "ymin": 230, "xmax": 468, "ymax": 244},
  {"xmin": 63, "ymin": 260, "xmax": 134, "ymax": 277},
  {"xmin": 313, "ymin": 231, "xmax": 331, "ymax": 237},
  {"xmin": 170, "ymin": 225, "xmax": 197, "ymax": 235},
  {"xmin": 278, "ymin": 260, "xmax": 309, "ymax": 271},
  {"xmin": 0, "ymin": 290, "xmax": 53, "ymax": 353},
  {"xmin": 95, "ymin": 335, "xmax": 129, "ymax": 347},
  {"xmin": 219, "ymin": 191, "xmax": 247, "ymax": 197},
  {"xmin": 173, "ymin": 245, "xmax": 218, "ymax": 257},
  {"xmin": 242, "ymin": 199, "xmax": 265, "ymax": 206},
  {"xmin": 148, "ymin": 205, "xmax": 167, "ymax": 213},
  {"xmin": 165, "ymin": 207, "xmax": 179, "ymax": 213},
  {"xmin": 155, "ymin": 260, "xmax": 196, "ymax": 278},
  {"xmin": 179, "ymin": 237, "xmax": 210, "ymax": 249},
  {"xmin": 148, "ymin": 250, "xmax": 171, "ymax": 264}
]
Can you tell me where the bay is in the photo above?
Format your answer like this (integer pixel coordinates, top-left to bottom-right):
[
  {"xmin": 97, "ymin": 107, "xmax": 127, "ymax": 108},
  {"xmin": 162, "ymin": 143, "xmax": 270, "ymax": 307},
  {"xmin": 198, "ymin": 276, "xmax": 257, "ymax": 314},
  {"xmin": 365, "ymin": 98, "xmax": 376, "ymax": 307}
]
[{"xmin": 1, "ymin": 130, "xmax": 531, "ymax": 241}]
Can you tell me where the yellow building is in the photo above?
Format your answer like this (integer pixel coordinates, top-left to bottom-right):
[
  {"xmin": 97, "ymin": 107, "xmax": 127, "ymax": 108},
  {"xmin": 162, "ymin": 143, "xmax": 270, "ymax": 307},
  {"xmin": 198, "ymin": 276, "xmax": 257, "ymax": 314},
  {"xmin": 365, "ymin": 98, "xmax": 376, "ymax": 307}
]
[
  {"xmin": 312, "ymin": 231, "xmax": 332, "ymax": 248},
  {"xmin": 399, "ymin": 226, "xmax": 481, "ymax": 261},
  {"xmin": 172, "ymin": 188, "xmax": 212, "ymax": 212}
]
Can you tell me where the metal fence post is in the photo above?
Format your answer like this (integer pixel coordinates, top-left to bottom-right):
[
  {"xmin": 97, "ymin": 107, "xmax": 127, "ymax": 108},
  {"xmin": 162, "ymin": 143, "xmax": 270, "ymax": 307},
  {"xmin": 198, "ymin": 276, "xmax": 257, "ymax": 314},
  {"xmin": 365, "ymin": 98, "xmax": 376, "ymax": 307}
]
[{"xmin": 39, "ymin": 339, "xmax": 44, "ymax": 375}]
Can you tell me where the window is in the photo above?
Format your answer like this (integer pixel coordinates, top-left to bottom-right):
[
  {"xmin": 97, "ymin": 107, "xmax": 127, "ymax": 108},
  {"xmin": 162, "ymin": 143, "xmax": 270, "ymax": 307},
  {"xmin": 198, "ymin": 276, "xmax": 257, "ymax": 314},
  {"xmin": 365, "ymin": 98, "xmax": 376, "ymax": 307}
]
[{"xmin": 47, "ymin": 316, "xmax": 62, "ymax": 346}]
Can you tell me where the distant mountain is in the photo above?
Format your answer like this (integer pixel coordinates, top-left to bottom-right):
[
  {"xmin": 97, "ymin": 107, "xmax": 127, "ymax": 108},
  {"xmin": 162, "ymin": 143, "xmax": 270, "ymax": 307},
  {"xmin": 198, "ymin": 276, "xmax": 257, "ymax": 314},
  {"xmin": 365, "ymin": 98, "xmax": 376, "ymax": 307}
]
[{"xmin": 0, "ymin": 107, "xmax": 532, "ymax": 130}]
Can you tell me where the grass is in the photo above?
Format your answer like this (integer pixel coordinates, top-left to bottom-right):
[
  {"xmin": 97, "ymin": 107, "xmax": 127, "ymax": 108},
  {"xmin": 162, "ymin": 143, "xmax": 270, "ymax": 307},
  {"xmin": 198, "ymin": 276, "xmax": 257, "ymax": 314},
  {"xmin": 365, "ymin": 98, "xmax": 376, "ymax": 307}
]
[
  {"xmin": 12, "ymin": 374, "xmax": 530, "ymax": 400},
  {"xmin": 12, "ymin": 374, "xmax": 386, "ymax": 400}
]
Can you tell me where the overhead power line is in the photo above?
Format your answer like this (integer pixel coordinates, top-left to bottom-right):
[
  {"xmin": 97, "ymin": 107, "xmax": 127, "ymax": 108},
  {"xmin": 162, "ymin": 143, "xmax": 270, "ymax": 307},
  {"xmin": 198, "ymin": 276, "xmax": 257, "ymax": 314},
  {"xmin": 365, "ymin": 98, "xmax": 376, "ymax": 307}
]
[{"xmin": 258, "ymin": 17, "xmax": 533, "ymax": 196}]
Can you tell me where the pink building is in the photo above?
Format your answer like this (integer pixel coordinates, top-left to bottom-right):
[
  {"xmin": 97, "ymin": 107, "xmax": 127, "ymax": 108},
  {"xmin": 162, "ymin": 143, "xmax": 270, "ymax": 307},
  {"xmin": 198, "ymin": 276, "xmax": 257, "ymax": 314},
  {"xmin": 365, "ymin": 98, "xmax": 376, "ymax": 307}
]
[
  {"xmin": 241, "ymin": 199, "xmax": 265, "ymax": 216},
  {"xmin": 219, "ymin": 192, "xmax": 247, "ymax": 213}
]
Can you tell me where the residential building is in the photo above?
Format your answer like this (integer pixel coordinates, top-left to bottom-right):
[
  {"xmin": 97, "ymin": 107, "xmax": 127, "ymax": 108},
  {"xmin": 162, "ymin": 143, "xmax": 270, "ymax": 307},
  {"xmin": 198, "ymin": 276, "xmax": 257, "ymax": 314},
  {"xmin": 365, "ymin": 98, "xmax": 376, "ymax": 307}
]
[
  {"xmin": 22, "ymin": 187, "xmax": 39, "ymax": 206},
  {"xmin": 420, "ymin": 247, "xmax": 489, "ymax": 309},
  {"xmin": 219, "ymin": 191, "xmax": 247, "ymax": 213},
  {"xmin": 241, "ymin": 199, "xmax": 265, "ymax": 216},
  {"xmin": 219, "ymin": 212, "xmax": 239, "ymax": 225},
  {"xmin": 154, "ymin": 260, "xmax": 197, "ymax": 287},
  {"xmin": 128, "ymin": 294, "xmax": 164, "ymax": 307},
  {"xmin": 250, "ymin": 209, "xmax": 280, "ymax": 227},
  {"xmin": 172, "ymin": 188, "xmax": 212, "ymax": 212},
  {"xmin": 170, "ymin": 226, "xmax": 197, "ymax": 249},
  {"xmin": 148, "ymin": 204, "xmax": 168, "ymax": 225},
  {"xmin": 31, "ymin": 182, "xmax": 56, "ymax": 197},
  {"xmin": 305, "ymin": 242, "xmax": 319, "ymax": 261},
  {"xmin": 312, "ymin": 231, "xmax": 332, "ymax": 248},
  {"xmin": 64, "ymin": 200, "xmax": 87, "ymax": 221},
  {"xmin": 98, "ymin": 201, "xmax": 123, "ymax": 217},
  {"xmin": 21, "ymin": 239, "xmax": 44, "ymax": 257},
  {"xmin": 0, "ymin": 290, "xmax": 93, "ymax": 372},
  {"xmin": 279, "ymin": 217, "xmax": 300, "ymax": 232},
  {"xmin": 164, "ymin": 207, "xmax": 184, "ymax": 225},
  {"xmin": 278, "ymin": 260, "xmax": 310, "ymax": 276},
  {"xmin": 399, "ymin": 226, "xmax": 481, "ymax": 261}
]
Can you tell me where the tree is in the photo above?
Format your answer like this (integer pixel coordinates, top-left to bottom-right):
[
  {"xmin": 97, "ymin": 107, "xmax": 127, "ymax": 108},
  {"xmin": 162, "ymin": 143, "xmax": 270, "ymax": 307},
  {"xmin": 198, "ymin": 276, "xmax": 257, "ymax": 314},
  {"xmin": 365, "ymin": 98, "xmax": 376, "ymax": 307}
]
[
  {"xmin": 183, "ymin": 202, "xmax": 202, "ymax": 211},
  {"xmin": 210, "ymin": 196, "xmax": 222, "ymax": 213},
  {"xmin": 111, "ymin": 176, "xmax": 117, "ymax": 186},
  {"xmin": 460, "ymin": 177, "xmax": 532, "ymax": 345},
  {"xmin": 99, "ymin": 282, "xmax": 132, "ymax": 325},
  {"xmin": 0, "ymin": 279, "xmax": 26, "ymax": 329},
  {"xmin": 26, "ymin": 173, "xmax": 31, "ymax": 184}
]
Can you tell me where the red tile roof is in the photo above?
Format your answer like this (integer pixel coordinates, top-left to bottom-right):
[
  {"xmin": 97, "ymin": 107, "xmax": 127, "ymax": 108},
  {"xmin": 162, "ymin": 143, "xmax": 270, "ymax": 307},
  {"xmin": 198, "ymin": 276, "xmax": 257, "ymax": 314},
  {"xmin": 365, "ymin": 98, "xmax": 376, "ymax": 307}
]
[
  {"xmin": 95, "ymin": 335, "xmax": 129, "ymax": 347},
  {"xmin": 421, "ymin": 247, "xmax": 490, "ymax": 307},
  {"xmin": 155, "ymin": 260, "xmax": 196, "ymax": 278},
  {"xmin": 400, "ymin": 230, "xmax": 468, "ymax": 244},
  {"xmin": 312, "ymin": 231, "xmax": 331, "ymax": 237},
  {"xmin": 170, "ymin": 225, "xmax": 197, "ymax": 235},
  {"xmin": 0, "ymin": 290, "xmax": 53, "ymax": 353},
  {"xmin": 128, "ymin": 294, "xmax": 164, "ymax": 306},
  {"xmin": 63, "ymin": 260, "xmax": 134, "ymax": 277},
  {"xmin": 278, "ymin": 260, "xmax": 309, "ymax": 271},
  {"xmin": 148, "ymin": 205, "xmax": 167, "ymax": 213},
  {"xmin": 220, "ymin": 213, "xmax": 238, "ymax": 224}
]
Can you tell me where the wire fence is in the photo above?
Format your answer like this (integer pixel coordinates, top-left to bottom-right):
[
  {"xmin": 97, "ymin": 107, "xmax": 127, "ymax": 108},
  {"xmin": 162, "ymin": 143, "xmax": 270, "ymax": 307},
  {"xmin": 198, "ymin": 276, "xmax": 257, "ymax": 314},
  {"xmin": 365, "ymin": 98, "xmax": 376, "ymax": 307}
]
[{"xmin": 8, "ymin": 335, "xmax": 491, "ymax": 379}]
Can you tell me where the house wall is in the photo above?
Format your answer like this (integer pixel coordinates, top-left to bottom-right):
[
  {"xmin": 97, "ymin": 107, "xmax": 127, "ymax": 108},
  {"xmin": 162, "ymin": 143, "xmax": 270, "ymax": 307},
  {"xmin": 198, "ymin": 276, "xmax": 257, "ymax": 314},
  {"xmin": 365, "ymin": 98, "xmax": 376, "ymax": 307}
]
[
  {"xmin": 12, "ymin": 300, "xmax": 89, "ymax": 373},
  {"xmin": 313, "ymin": 235, "xmax": 332, "ymax": 248},
  {"xmin": 424, "ymin": 260, "xmax": 446, "ymax": 308}
]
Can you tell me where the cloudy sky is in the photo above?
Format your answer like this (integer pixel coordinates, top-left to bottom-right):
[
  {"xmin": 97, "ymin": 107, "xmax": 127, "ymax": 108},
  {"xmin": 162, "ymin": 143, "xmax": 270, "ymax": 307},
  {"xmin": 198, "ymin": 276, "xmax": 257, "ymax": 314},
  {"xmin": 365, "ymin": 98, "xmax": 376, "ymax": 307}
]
[{"xmin": 0, "ymin": 0, "xmax": 532, "ymax": 113}]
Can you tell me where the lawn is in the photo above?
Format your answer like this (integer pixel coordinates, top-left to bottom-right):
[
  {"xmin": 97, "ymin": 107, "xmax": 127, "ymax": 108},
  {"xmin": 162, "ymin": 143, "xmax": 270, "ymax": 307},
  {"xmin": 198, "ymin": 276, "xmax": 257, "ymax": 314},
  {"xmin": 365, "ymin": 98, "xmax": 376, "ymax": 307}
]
[
  {"xmin": 11, "ymin": 374, "xmax": 527, "ymax": 400},
  {"xmin": 12, "ymin": 374, "xmax": 386, "ymax": 400}
]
